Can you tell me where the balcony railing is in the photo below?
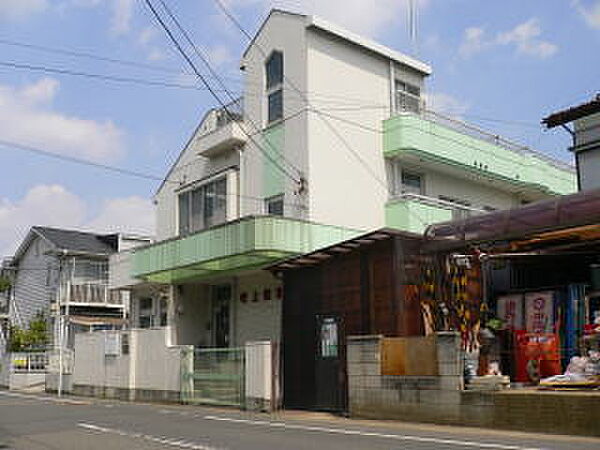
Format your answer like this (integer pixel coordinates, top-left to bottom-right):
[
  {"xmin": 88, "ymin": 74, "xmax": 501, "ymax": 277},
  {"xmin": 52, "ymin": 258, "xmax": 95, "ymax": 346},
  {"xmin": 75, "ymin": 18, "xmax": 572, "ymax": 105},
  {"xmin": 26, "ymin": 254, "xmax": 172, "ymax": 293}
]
[{"xmin": 60, "ymin": 283, "xmax": 124, "ymax": 306}]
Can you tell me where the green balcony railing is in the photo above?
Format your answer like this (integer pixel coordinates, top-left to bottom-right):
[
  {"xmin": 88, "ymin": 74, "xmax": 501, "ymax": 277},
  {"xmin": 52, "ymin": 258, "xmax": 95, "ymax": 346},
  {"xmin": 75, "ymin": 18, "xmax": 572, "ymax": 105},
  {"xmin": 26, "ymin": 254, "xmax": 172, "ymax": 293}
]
[
  {"xmin": 132, "ymin": 216, "xmax": 362, "ymax": 283},
  {"xmin": 386, "ymin": 197, "xmax": 454, "ymax": 235},
  {"xmin": 383, "ymin": 112, "xmax": 576, "ymax": 196}
]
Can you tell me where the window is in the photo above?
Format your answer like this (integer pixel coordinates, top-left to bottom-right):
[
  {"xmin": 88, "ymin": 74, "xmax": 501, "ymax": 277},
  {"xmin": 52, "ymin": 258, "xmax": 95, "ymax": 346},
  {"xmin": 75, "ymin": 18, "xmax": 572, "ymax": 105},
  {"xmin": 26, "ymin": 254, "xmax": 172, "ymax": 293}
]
[
  {"xmin": 438, "ymin": 195, "xmax": 472, "ymax": 220},
  {"xmin": 159, "ymin": 298, "xmax": 168, "ymax": 327},
  {"xmin": 268, "ymin": 89, "xmax": 283, "ymax": 123},
  {"xmin": 178, "ymin": 177, "xmax": 228, "ymax": 236},
  {"xmin": 266, "ymin": 51, "xmax": 283, "ymax": 124},
  {"xmin": 395, "ymin": 80, "xmax": 421, "ymax": 113},
  {"xmin": 139, "ymin": 297, "xmax": 153, "ymax": 329},
  {"xmin": 265, "ymin": 194, "xmax": 284, "ymax": 216},
  {"xmin": 265, "ymin": 51, "xmax": 283, "ymax": 89},
  {"xmin": 401, "ymin": 170, "xmax": 423, "ymax": 195}
]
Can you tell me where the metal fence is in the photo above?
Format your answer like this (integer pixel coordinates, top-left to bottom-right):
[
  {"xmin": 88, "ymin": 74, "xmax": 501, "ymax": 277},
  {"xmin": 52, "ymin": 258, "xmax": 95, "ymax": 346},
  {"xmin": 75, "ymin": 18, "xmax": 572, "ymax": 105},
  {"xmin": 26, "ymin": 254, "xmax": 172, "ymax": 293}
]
[
  {"xmin": 181, "ymin": 347, "xmax": 245, "ymax": 407},
  {"xmin": 8, "ymin": 352, "xmax": 47, "ymax": 373}
]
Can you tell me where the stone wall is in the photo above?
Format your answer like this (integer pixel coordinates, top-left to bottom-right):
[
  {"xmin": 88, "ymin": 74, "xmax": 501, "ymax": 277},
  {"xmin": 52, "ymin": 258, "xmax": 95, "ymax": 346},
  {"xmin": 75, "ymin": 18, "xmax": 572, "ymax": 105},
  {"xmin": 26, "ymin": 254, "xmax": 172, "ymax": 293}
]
[{"xmin": 347, "ymin": 333, "xmax": 600, "ymax": 437}]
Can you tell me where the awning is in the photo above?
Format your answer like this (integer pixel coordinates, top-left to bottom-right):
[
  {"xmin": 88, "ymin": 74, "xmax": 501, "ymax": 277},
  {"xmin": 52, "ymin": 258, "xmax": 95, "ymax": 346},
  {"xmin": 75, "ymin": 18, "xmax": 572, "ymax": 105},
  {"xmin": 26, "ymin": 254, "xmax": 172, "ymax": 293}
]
[
  {"xmin": 268, "ymin": 228, "xmax": 421, "ymax": 272},
  {"xmin": 132, "ymin": 216, "xmax": 363, "ymax": 284},
  {"xmin": 68, "ymin": 315, "xmax": 126, "ymax": 326}
]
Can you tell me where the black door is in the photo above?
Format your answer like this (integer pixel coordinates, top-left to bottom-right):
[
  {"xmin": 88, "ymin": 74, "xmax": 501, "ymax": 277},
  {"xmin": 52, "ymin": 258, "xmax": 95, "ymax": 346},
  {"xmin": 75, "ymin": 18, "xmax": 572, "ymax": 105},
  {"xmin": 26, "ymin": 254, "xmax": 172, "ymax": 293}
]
[{"xmin": 315, "ymin": 315, "xmax": 347, "ymax": 412}]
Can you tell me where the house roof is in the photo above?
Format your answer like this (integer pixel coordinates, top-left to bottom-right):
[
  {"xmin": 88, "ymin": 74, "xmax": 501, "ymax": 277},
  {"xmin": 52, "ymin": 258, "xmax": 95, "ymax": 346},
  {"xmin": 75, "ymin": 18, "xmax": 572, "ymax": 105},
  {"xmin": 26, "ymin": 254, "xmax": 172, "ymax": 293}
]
[
  {"xmin": 542, "ymin": 94, "xmax": 600, "ymax": 128},
  {"xmin": 423, "ymin": 187, "xmax": 600, "ymax": 251},
  {"xmin": 268, "ymin": 227, "xmax": 422, "ymax": 272},
  {"xmin": 242, "ymin": 9, "xmax": 432, "ymax": 75},
  {"xmin": 31, "ymin": 227, "xmax": 118, "ymax": 256}
]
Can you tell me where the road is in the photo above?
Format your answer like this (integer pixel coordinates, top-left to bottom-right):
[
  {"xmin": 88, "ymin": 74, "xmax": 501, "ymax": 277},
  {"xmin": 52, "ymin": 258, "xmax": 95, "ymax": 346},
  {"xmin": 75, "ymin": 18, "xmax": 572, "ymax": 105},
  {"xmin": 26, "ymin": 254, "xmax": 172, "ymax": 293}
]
[{"xmin": 0, "ymin": 391, "xmax": 599, "ymax": 450}]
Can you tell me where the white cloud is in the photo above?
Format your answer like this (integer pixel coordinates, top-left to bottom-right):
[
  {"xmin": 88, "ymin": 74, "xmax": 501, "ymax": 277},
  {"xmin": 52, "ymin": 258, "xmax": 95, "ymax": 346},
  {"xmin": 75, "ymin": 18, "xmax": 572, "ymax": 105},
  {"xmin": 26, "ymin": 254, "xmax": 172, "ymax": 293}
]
[
  {"xmin": 496, "ymin": 19, "xmax": 557, "ymax": 58},
  {"xmin": 459, "ymin": 18, "xmax": 557, "ymax": 59},
  {"xmin": 226, "ymin": 0, "xmax": 428, "ymax": 38},
  {"xmin": 459, "ymin": 27, "xmax": 488, "ymax": 57},
  {"xmin": 572, "ymin": 0, "xmax": 600, "ymax": 29},
  {"xmin": 0, "ymin": 185, "xmax": 155, "ymax": 257},
  {"xmin": 0, "ymin": 0, "xmax": 48, "ymax": 21},
  {"xmin": 206, "ymin": 45, "xmax": 235, "ymax": 68},
  {"xmin": 86, "ymin": 196, "xmax": 155, "ymax": 235},
  {"xmin": 110, "ymin": 0, "xmax": 135, "ymax": 35},
  {"xmin": 424, "ymin": 92, "xmax": 470, "ymax": 117},
  {"xmin": 0, "ymin": 78, "xmax": 125, "ymax": 163}
]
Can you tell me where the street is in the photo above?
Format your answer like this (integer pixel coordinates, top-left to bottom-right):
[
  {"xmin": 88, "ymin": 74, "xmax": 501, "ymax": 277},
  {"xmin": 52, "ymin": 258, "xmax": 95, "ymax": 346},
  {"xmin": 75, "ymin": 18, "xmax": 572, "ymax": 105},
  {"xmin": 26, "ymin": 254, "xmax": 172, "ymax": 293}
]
[{"xmin": 0, "ymin": 391, "xmax": 599, "ymax": 450}]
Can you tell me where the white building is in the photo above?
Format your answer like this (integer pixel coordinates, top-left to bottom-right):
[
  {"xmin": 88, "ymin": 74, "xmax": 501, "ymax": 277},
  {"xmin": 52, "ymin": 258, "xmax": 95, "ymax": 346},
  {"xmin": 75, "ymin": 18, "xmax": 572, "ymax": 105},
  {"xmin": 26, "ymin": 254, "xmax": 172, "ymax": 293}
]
[{"xmin": 109, "ymin": 9, "xmax": 576, "ymax": 404}]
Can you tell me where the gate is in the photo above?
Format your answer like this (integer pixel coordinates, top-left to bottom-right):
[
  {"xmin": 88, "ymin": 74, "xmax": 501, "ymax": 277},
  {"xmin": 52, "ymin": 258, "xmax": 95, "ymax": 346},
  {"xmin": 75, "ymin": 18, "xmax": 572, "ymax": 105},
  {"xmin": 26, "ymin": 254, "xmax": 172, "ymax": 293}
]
[{"xmin": 181, "ymin": 347, "xmax": 245, "ymax": 407}]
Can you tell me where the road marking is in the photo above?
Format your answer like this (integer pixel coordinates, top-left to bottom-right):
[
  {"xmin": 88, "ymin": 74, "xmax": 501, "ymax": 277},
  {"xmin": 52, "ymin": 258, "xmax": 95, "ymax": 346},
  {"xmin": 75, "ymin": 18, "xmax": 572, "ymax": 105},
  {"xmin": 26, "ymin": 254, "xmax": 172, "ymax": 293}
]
[
  {"xmin": 203, "ymin": 415, "xmax": 545, "ymax": 450},
  {"xmin": 78, "ymin": 422, "xmax": 224, "ymax": 450},
  {"xmin": 0, "ymin": 390, "xmax": 88, "ymax": 405}
]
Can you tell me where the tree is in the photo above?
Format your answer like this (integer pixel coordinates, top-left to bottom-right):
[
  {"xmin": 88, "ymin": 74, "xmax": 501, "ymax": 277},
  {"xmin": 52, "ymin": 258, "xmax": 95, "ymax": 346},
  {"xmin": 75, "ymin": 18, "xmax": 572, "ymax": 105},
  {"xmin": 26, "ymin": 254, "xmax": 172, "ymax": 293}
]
[
  {"xmin": 0, "ymin": 275, "xmax": 10, "ymax": 293},
  {"xmin": 7, "ymin": 312, "xmax": 48, "ymax": 352}
]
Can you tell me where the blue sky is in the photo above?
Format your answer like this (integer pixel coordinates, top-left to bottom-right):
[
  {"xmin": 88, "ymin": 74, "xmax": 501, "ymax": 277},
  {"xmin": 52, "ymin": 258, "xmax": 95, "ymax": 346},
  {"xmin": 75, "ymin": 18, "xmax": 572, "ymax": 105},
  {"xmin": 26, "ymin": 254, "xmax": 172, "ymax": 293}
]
[{"xmin": 0, "ymin": 0, "xmax": 598, "ymax": 255}]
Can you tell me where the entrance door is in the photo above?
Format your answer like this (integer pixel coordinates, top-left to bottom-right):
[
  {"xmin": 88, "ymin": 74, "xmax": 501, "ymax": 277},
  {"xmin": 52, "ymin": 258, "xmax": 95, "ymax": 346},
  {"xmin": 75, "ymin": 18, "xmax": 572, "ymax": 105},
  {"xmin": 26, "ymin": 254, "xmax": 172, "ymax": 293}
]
[
  {"xmin": 315, "ymin": 315, "xmax": 347, "ymax": 412},
  {"xmin": 212, "ymin": 285, "xmax": 231, "ymax": 348}
]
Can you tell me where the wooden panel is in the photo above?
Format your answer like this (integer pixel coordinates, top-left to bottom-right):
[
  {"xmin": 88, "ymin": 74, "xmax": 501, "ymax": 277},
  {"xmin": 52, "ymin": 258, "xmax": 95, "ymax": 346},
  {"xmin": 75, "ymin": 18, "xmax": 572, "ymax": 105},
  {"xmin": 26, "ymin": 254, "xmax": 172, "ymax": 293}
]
[{"xmin": 381, "ymin": 336, "xmax": 438, "ymax": 376}]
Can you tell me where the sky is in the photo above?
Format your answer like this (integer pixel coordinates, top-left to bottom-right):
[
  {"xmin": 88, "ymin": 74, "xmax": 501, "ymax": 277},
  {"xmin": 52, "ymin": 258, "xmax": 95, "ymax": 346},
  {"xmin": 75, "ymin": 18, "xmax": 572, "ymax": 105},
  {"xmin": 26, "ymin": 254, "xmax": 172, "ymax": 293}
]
[{"xmin": 0, "ymin": 0, "xmax": 598, "ymax": 256}]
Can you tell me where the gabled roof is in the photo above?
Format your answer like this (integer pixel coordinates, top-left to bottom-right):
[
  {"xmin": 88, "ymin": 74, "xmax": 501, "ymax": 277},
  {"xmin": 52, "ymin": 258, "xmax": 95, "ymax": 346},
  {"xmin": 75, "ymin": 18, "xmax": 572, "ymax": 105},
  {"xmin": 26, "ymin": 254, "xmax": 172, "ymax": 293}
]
[
  {"xmin": 242, "ymin": 9, "xmax": 432, "ymax": 75},
  {"xmin": 12, "ymin": 227, "xmax": 119, "ymax": 262},
  {"xmin": 33, "ymin": 227, "xmax": 117, "ymax": 255}
]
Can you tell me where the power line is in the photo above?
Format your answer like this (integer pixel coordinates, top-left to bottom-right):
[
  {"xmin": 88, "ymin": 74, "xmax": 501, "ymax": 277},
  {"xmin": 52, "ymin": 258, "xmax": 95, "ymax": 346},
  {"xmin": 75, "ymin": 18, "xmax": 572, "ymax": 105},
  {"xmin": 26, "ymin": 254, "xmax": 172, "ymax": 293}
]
[
  {"xmin": 0, "ymin": 60, "xmax": 206, "ymax": 91},
  {"xmin": 154, "ymin": 0, "xmax": 305, "ymax": 183},
  {"xmin": 212, "ymin": 0, "xmax": 389, "ymax": 194},
  {"xmin": 0, "ymin": 137, "xmax": 308, "ymax": 211},
  {"xmin": 142, "ymin": 0, "xmax": 303, "ymax": 188}
]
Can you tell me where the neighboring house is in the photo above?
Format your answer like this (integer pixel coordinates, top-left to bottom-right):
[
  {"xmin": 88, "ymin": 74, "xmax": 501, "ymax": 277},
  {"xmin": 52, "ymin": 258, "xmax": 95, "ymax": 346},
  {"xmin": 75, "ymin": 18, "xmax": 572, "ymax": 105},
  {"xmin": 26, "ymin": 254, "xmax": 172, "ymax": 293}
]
[
  {"xmin": 6, "ymin": 227, "xmax": 148, "ymax": 349},
  {"xmin": 0, "ymin": 259, "xmax": 12, "ymax": 355},
  {"xmin": 114, "ymin": 9, "xmax": 576, "ymax": 376},
  {"xmin": 543, "ymin": 94, "xmax": 600, "ymax": 191}
]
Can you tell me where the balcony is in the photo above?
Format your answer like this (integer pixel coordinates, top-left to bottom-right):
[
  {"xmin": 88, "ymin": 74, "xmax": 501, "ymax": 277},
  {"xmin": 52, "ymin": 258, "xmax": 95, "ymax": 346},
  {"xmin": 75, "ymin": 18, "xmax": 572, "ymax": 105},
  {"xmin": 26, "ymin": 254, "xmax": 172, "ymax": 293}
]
[
  {"xmin": 60, "ymin": 283, "xmax": 125, "ymax": 307},
  {"xmin": 132, "ymin": 216, "xmax": 362, "ymax": 284},
  {"xmin": 386, "ymin": 194, "xmax": 486, "ymax": 234},
  {"xmin": 197, "ymin": 99, "xmax": 246, "ymax": 158},
  {"xmin": 383, "ymin": 111, "xmax": 576, "ymax": 196}
]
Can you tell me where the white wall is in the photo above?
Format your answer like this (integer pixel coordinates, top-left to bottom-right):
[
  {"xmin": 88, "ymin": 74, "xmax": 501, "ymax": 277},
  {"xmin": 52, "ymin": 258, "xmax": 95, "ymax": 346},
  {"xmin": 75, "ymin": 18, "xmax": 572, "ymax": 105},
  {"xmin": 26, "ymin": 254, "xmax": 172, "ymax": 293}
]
[
  {"xmin": 423, "ymin": 169, "xmax": 518, "ymax": 210},
  {"xmin": 234, "ymin": 272, "xmax": 282, "ymax": 346},
  {"xmin": 578, "ymin": 149, "xmax": 600, "ymax": 191},
  {"xmin": 72, "ymin": 328, "xmax": 184, "ymax": 393},
  {"xmin": 305, "ymin": 28, "xmax": 395, "ymax": 230},
  {"xmin": 174, "ymin": 283, "xmax": 211, "ymax": 346},
  {"xmin": 241, "ymin": 11, "xmax": 310, "ymax": 220}
]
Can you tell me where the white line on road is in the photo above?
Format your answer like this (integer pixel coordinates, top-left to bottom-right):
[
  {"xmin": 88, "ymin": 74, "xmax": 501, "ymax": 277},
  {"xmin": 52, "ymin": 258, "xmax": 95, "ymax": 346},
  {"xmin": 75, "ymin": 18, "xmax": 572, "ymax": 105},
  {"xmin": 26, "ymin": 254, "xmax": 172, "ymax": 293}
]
[
  {"xmin": 203, "ymin": 415, "xmax": 545, "ymax": 450},
  {"xmin": 78, "ymin": 422, "xmax": 224, "ymax": 450},
  {"xmin": 0, "ymin": 390, "xmax": 88, "ymax": 405}
]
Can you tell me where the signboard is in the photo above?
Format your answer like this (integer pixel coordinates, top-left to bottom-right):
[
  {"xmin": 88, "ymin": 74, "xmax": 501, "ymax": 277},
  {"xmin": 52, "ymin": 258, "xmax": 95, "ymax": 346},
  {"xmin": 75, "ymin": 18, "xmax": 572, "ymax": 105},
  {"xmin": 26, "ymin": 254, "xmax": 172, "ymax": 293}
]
[
  {"xmin": 104, "ymin": 331, "xmax": 121, "ymax": 357},
  {"xmin": 524, "ymin": 291, "xmax": 554, "ymax": 334},
  {"xmin": 497, "ymin": 294, "xmax": 524, "ymax": 330}
]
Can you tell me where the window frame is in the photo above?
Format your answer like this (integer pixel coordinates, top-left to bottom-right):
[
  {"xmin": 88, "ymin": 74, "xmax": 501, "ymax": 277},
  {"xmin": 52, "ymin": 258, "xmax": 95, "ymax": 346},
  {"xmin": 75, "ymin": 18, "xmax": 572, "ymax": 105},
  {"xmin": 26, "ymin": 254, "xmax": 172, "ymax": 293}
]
[
  {"xmin": 265, "ymin": 194, "xmax": 284, "ymax": 216},
  {"xmin": 178, "ymin": 175, "xmax": 228, "ymax": 236},
  {"xmin": 394, "ymin": 79, "xmax": 421, "ymax": 114},
  {"xmin": 265, "ymin": 50, "xmax": 284, "ymax": 125}
]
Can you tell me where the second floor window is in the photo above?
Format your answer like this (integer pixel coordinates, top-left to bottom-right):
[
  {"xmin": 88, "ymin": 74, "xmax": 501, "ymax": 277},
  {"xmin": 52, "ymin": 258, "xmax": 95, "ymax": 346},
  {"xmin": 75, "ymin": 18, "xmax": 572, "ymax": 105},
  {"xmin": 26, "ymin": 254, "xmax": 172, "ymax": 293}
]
[
  {"xmin": 395, "ymin": 80, "xmax": 421, "ymax": 114},
  {"xmin": 265, "ymin": 194, "xmax": 284, "ymax": 216},
  {"xmin": 266, "ymin": 51, "xmax": 283, "ymax": 124},
  {"xmin": 179, "ymin": 177, "xmax": 227, "ymax": 236}
]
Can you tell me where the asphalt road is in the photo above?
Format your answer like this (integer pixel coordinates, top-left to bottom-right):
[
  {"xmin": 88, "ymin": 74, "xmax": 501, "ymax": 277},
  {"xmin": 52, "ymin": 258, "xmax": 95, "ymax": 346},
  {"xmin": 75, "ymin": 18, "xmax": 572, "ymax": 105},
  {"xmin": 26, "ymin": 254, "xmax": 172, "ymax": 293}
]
[{"xmin": 0, "ymin": 391, "xmax": 599, "ymax": 450}]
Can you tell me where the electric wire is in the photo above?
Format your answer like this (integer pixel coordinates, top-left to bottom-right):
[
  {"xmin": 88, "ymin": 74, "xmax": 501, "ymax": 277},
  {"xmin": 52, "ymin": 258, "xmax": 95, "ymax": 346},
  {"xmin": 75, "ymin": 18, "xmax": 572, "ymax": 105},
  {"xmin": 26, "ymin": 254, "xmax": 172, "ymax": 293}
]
[
  {"xmin": 0, "ymin": 138, "xmax": 308, "ymax": 211},
  {"xmin": 142, "ymin": 0, "xmax": 302, "ymax": 187},
  {"xmin": 154, "ymin": 0, "xmax": 304, "ymax": 183}
]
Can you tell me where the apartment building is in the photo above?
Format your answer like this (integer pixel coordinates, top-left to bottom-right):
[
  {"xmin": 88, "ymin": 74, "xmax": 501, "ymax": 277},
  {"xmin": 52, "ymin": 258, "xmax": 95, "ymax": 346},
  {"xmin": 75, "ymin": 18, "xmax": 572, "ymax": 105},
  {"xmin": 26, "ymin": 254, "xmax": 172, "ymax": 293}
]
[{"xmin": 119, "ymin": 10, "xmax": 575, "ymax": 358}]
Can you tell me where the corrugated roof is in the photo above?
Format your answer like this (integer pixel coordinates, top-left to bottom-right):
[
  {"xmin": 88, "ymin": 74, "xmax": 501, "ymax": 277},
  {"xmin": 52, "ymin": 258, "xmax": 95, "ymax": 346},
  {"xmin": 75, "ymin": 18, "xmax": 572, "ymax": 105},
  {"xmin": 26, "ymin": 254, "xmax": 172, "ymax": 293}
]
[{"xmin": 32, "ymin": 227, "xmax": 118, "ymax": 256}]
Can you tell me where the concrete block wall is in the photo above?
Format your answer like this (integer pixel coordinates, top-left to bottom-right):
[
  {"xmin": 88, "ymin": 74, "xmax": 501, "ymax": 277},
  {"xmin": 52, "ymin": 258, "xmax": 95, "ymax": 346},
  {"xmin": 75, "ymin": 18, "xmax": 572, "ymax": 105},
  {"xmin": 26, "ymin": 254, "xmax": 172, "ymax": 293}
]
[
  {"xmin": 347, "ymin": 332, "xmax": 600, "ymax": 437},
  {"xmin": 348, "ymin": 333, "xmax": 463, "ymax": 424}
]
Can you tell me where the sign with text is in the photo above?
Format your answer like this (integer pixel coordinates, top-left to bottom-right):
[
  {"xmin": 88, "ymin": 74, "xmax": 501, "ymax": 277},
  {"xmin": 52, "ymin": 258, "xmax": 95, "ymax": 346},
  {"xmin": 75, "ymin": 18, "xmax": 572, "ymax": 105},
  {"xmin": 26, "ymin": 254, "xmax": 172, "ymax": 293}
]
[
  {"xmin": 497, "ymin": 294, "xmax": 524, "ymax": 330},
  {"xmin": 525, "ymin": 291, "xmax": 554, "ymax": 334}
]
